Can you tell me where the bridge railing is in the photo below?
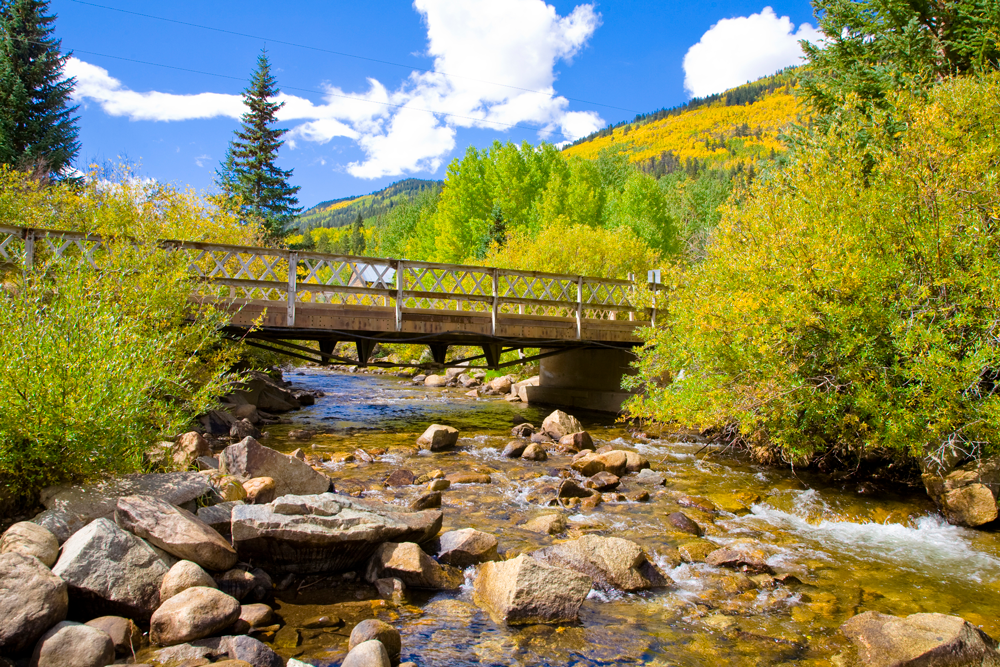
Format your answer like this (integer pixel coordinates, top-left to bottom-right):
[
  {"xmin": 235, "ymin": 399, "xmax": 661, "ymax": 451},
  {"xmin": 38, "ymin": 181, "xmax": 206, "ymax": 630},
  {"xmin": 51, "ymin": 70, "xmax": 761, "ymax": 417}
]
[{"xmin": 0, "ymin": 225, "xmax": 657, "ymax": 335}]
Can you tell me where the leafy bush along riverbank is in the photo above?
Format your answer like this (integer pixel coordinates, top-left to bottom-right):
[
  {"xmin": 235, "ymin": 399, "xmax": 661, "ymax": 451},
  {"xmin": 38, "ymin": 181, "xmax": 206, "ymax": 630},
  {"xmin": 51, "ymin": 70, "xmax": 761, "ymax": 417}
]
[
  {"xmin": 626, "ymin": 75, "xmax": 1000, "ymax": 472},
  {"xmin": 0, "ymin": 169, "xmax": 257, "ymax": 505}
]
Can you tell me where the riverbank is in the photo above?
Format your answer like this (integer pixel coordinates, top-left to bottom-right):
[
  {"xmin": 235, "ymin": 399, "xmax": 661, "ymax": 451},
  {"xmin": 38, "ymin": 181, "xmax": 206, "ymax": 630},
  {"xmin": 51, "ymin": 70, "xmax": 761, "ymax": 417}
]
[{"xmin": 3, "ymin": 367, "xmax": 1000, "ymax": 666}]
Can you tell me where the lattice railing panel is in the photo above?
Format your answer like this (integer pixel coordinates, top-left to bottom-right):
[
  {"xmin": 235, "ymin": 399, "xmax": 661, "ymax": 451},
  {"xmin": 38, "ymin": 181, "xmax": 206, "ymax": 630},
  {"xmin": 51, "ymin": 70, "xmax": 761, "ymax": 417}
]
[{"xmin": 0, "ymin": 229, "xmax": 24, "ymax": 266}]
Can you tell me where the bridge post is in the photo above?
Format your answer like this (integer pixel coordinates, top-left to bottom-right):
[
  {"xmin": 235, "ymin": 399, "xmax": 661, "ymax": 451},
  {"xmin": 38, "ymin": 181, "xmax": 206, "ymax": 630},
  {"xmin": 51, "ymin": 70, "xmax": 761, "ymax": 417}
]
[
  {"xmin": 286, "ymin": 252, "xmax": 298, "ymax": 327},
  {"xmin": 23, "ymin": 229, "xmax": 34, "ymax": 272},
  {"xmin": 575, "ymin": 276, "xmax": 583, "ymax": 340},
  {"xmin": 525, "ymin": 347, "xmax": 637, "ymax": 413},
  {"xmin": 318, "ymin": 339, "xmax": 338, "ymax": 365},
  {"xmin": 428, "ymin": 344, "xmax": 448, "ymax": 365},
  {"xmin": 356, "ymin": 339, "xmax": 376, "ymax": 367},
  {"xmin": 395, "ymin": 260, "xmax": 404, "ymax": 332},
  {"xmin": 490, "ymin": 268, "xmax": 499, "ymax": 336}
]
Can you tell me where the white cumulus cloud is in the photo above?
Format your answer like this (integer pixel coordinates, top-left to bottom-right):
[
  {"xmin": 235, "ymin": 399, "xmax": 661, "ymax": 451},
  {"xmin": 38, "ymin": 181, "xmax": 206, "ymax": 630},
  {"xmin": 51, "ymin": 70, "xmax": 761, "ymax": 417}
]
[
  {"xmin": 65, "ymin": 0, "xmax": 605, "ymax": 180},
  {"xmin": 682, "ymin": 7, "xmax": 823, "ymax": 98}
]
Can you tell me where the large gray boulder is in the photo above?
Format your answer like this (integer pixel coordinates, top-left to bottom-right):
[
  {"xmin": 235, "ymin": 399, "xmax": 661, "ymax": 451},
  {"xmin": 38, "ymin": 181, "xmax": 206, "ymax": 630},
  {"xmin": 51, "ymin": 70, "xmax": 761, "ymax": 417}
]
[
  {"xmin": 364, "ymin": 542, "xmax": 463, "ymax": 590},
  {"xmin": 231, "ymin": 493, "xmax": 442, "ymax": 574},
  {"xmin": 0, "ymin": 552, "xmax": 68, "ymax": 655},
  {"xmin": 224, "ymin": 370, "xmax": 301, "ymax": 413},
  {"xmin": 922, "ymin": 455, "xmax": 1000, "ymax": 528},
  {"xmin": 51, "ymin": 518, "xmax": 169, "ymax": 620},
  {"xmin": 149, "ymin": 586, "xmax": 241, "ymax": 646},
  {"xmin": 34, "ymin": 472, "xmax": 213, "ymax": 542},
  {"xmin": 473, "ymin": 554, "xmax": 592, "ymax": 625},
  {"xmin": 219, "ymin": 437, "xmax": 331, "ymax": 497},
  {"xmin": 531, "ymin": 535, "xmax": 669, "ymax": 592},
  {"xmin": 841, "ymin": 611, "xmax": 1000, "ymax": 666},
  {"xmin": 115, "ymin": 495, "xmax": 237, "ymax": 571},
  {"xmin": 0, "ymin": 522, "xmax": 59, "ymax": 567},
  {"xmin": 29, "ymin": 621, "xmax": 114, "ymax": 667}
]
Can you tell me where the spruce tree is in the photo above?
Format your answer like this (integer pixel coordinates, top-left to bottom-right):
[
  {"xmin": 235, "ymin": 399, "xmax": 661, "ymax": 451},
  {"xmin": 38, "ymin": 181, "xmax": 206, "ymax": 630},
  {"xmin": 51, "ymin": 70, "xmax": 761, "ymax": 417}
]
[
  {"xmin": 217, "ymin": 49, "xmax": 300, "ymax": 242},
  {"xmin": 0, "ymin": 0, "xmax": 79, "ymax": 177},
  {"xmin": 349, "ymin": 213, "xmax": 366, "ymax": 254}
]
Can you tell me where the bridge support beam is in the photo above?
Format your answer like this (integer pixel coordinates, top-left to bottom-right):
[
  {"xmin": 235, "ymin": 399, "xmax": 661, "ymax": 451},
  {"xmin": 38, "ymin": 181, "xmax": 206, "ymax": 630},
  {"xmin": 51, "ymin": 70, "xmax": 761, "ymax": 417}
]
[
  {"xmin": 428, "ymin": 344, "xmax": 448, "ymax": 365},
  {"xmin": 355, "ymin": 339, "xmax": 377, "ymax": 367},
  {"xmin": 525, "ymin": 347, "xmax": 637, "ymax": 414},
  {"xmin": 482, "ymin": 344, "xmax": 503, "ymax": 370},
  {"xmin": 318, "ymin": 339, "xmax": 338, "ymax": 366}
]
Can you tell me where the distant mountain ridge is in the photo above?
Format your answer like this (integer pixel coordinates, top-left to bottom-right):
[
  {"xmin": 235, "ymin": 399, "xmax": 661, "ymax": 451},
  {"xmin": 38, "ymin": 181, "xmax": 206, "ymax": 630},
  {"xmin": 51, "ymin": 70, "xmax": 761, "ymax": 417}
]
[{"xmin": 296, "ymin": 178, "xmax": 441, "ymax": 231}]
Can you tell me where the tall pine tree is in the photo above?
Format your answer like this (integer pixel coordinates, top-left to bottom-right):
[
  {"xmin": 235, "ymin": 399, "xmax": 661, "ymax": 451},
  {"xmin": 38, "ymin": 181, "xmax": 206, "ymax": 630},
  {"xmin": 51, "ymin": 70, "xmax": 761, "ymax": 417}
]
[
  {"xmin": 217, "ymin": 49, "xmax": 300, "ymax": 242},
  {"xmin": 0, "ymin": 0, "xmax": 79, "ymax": 177}
]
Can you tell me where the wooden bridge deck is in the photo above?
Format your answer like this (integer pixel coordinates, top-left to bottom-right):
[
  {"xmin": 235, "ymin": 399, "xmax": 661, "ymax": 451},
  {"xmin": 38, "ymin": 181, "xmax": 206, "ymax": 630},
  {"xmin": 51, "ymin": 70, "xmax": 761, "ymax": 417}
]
[{"xmin": 1, "ymin": 225, "xmax": 657, "ymax": 368}]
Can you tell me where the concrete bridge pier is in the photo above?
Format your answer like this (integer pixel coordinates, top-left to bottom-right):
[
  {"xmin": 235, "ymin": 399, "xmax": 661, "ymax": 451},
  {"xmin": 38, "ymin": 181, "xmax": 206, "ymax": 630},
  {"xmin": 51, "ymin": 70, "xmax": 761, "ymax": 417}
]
[{"xmin": 525, "ymin": 347, "xmax": 637, "ymax": 414}]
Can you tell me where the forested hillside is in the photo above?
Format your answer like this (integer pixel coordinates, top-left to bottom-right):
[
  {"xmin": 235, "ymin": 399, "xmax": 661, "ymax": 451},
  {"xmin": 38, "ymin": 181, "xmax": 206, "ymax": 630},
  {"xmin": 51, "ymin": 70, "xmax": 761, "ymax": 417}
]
[{"xmin": 295, "ymin": 178, "xmax": 441, "ymax": 231}]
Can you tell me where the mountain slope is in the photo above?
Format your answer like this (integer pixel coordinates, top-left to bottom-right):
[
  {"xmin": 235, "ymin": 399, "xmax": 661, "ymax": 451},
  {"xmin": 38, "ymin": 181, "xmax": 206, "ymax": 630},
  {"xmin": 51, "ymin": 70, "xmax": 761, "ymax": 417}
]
[
  {"xmin": 563, "ymin": 69, "xmax": 803, "ymax": 177},
  {"xmin": 296, "ymin": 178, "xmax": 441, "ymax": 231}
]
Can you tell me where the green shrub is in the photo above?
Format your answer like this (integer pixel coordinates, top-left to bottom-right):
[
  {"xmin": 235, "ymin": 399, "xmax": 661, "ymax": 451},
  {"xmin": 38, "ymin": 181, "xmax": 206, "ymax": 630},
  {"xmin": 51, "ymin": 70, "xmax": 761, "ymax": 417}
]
[{"xmin": 625, "ymin": 75, "xmax": 1000, "ymax": 465}]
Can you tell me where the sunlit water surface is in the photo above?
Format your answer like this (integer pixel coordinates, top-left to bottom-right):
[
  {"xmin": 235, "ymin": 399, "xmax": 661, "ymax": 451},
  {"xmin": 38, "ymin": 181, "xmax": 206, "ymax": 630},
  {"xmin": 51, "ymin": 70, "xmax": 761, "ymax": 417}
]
[{"xmin": 254, "ymin": 368, "xmax": 1000, "ymax": 667}]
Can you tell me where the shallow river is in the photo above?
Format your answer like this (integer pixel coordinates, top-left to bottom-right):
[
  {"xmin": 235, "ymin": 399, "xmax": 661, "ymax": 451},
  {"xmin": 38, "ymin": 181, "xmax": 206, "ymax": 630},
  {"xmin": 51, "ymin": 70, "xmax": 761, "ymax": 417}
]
[{"xmin": 257, "ymin": 368, "xmax": 1000, "ymax": 667}]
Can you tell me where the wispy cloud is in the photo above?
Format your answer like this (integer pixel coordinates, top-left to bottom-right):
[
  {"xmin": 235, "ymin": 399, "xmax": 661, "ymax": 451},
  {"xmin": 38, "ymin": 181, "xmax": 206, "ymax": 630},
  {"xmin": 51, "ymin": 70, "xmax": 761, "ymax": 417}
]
[{"xmin": 65, "ymin": 0, "xmax": 605, "ymax": 179}]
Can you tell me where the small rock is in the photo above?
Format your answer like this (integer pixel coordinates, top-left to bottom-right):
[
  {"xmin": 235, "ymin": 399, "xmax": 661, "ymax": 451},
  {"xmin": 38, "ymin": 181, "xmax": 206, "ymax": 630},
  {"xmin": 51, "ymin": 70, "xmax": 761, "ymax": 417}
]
[
  {"xmin": 287, "ymin": 429, "xmax": 314, "ymax": 440},
  {"xmin": 541, "ymin": 410, "xmax": 584, "ymax": 439},
  {"xmin": 84, "ymin": 616, "xmax": 141, "ymax": 657},
  {"xmin": 115, "ymin": 495, "xmax": 238, "ymax": 571},
  {"xmin": 434, "ymin": 528, "xmax": 500, "ymax": 567},
  {"xmin": 214, "ymin": 566, "xmax": 272, "ymax": 603},
  {"xmin": 29, "ymin": 621, "xmax": 114, "ymax": 667},
  {"xmin": 374, "ymin": 577, "xmax": 405, "ymax": 600},
  {"xmin": 231, "ymin": 603, "xmax": 273, "ymax": 634},
  {"xmin": 667, "ymin": 512, "xmax": 703, "ymax": 536},
  {"xmin": 473, "ymin": 554, "xmax": 592, "ymax": 625},
  {"xmin": 627, "ymin": 490, "xmax": 650, "ymax": 502},
  {"xmin": 149, "ymin": 586, "xmax": 241, "ymax": 646},
  {"xmin": 223, "ymin": 634, "xmax": 283, "ymax": 667},
  {"xmin": 410, "ymin": 492, "xmax": 442, "ymax": 510},
  {"xmin": 521, "ymin": 443, "xmax": 548, "ymax": 462},
  {"xmin": 173, "ymin": 432, "xmax": 212, "ymax": 468},
  {"xmin": 678, "ymin": 540, "xmax": 717, "ymax": 562},
  {"xmin": 242, "ymin": 478, "xmax": 277, "ymax": 505},
  {"xmin": 523, "ymin": 514, "xmax": 566, "ymax": 535},
  {"xmin": 0, "ymin": 521, "xmax": 59, "ymax": 567},
  {"xmin": 511, "ymin": 423, "xmax": 536, "ymax": 438},
  {"xmin": 530, "ymin": 432, "xmax": 554, "ymax": 444},
  {"xmin": 303, "ymin": 614, "xmax": 342, "ymax": 629},
  {"xmin": 633, "ymin": 469, "xmax": 666, "ymax": 486},
  {"xmin": 0, "ymin": 552, "xmax": 68, "ymax": 655},
  {"xmin": 385, "ymin": 470, "xmax": 416, "ymax": 487},
  {"xmin": 427, "ymin": 479, "xmax": 451, "ymax": 492},
  {"xmin": 160, "ymin": 560, "xmax": 217, "ymax": 602},
  {"xmin": 584, "ymin": 471, "xmax": 620, "ymax": 491},
  {"xmin": 230, "ymin": 419, "xmax": 258, "ymax": 441},
  {"xmin": 502, "ymin": 440, "xmax": 528, "ymax": 458},
  {"xmin": 558, "ymin": 432, "xmax": 594, "ymax": 453},
  {"xmin": 364, "ymin": 542, "xmax": 463, "ymax": 590},
  {"xmin": 342, "ymin": 639, "xmax": 391, "ymax": 667},
  {"xmin": 446, "ymin": 473, "xmax": 491, "ymax": 485},
  {"xmin": 416, "ymin": 424, "xmax": 459, "ymax": 451},
  {"xmin": 349, "ymin": 619, "xmax": 401, "ymax": 663},
  {"xmin": 558, "ymin": 479, "xmax": 595, "ymax": 499},
  {"xmin": 705, "ymin": 542, "xmax": 773, "ymax": 574},
  {"xmin": 841, "ymin": 610, "xmax": 1000, "ymax": 667}
]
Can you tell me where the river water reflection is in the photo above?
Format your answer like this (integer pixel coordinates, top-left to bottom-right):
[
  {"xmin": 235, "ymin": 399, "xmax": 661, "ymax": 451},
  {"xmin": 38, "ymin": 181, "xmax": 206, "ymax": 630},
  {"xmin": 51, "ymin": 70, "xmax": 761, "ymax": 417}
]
[{"xmin": 260, "ymin": 367, "xmax": 1000, "ymax": 667}]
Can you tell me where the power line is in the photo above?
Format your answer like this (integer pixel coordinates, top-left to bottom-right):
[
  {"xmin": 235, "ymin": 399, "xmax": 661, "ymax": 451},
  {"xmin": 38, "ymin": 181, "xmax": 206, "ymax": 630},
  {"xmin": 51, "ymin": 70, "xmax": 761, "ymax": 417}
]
[
  {"xmin": 68, "ymin": 0, "xmax": 639, "ymax": 114},
  {"xmin": 69, "ymin": 47, "xmax": 581, "ymax": 141}
]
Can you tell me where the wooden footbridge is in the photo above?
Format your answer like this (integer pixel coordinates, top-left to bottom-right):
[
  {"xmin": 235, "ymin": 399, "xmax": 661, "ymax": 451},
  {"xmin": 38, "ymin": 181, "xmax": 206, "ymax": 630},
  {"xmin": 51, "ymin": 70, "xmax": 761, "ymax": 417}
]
[{"xmin": 0, "ymin": 225, "xmax": 659, "ymax": 371}]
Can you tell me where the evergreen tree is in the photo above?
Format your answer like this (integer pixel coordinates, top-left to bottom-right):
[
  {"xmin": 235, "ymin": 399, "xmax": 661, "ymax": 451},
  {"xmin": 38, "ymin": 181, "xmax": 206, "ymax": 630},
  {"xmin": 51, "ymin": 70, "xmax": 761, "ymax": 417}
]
[
  {"xmin": 217, "ymin": 49, "xmax": 300, "ymax": 242},
  {"xmin": 349, "ymin": 213, "xmax": 366, "ymax": 255},
  {"xmin": 0, "ymin": 0, "xmax": 79, "ymax": 177}
]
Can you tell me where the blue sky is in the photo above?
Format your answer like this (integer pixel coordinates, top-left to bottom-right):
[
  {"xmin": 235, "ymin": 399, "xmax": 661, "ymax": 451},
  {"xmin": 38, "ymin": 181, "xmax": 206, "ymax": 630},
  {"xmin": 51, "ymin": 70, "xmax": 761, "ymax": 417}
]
[{"xmin": 53, "ymin": 0, "xmax": 820, "ymax": 208}]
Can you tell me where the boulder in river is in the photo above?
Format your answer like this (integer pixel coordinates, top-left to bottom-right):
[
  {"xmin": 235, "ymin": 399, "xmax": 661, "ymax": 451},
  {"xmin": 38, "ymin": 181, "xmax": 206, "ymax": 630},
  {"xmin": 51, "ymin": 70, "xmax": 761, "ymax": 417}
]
[
  {"xmin": 541, "ymin": 410, "xmax": 583, "ymax": 439},
  {"xmin": 668, "ymin": 512, "xmax": 703, "ymax": 536},
  {"xmin": 29, "ymin": 621, "xmax": 114, "ymax": 667},
  {"xmin": 424, "ymin": 374, "xmax": 447, "ymax": 388},
  {"xmin": 0, "ymin": 521, "xmax": 59, "ymax": 567},
  {"xmin": 173, "ymin": 432, "xmax": 212, "ymax": 468},
  {"xmin": 571, "ymin": 452, "xmax": 606, "ymax": 477},
  {"xmin": 385, "ymin": 469, "xmax": 416, "ymax": 487},
  {"xmin": 219, "ymin": 437, "xmax": 332, "ymax": 497},
  {"xmin": 433, "ymin": 528, "xmax": 500, "ymax": 567},
  {"xmin": 584, "ymin": 471, "xmax": 620, "ymax": 492},
  {"xmin": 595, "ymin": 450, "xmax": 629, "ymax": 476},
  {"xmin": 531, "ymin": 535, "xmax": 669, "ymax": 592},
  {"xmin": 416, "ymin": 424, "xmax": 459, "ymax": 451},
  {"xmin": 841, "ymin": 610, "xmax": 1000, "ymax": 666},
  {"xmin": 705, "ymin": 541, "xmax": 773, "ymax": 574},
  {"xmin": 633, "ymin": 469, "xmax": 666, "ymax": 486},
  {"xmin": 342, "ymin": 639, "xmax": 391, "ymax": 667},
  {"xmin": 52, "ymin": 518, "xmax": 169, "ymax": 620},
  {"xmin": 558, "ymin": 431, "xmax": 595, "ymax": 453},
  {"xmin": 942, "ymin": 484, "xmax": 998, "ymax": 527},
  {"xmin": 225, "ymin": 369, "xmax": 301, "ymax": 413},
  {"xmin": 349, "ymin": 619, "xmax": 401, "ymax": 663},
  {"xmin": 502, "ymin": 440, "xmax": 528, "ymax": 458},
  {"xmin": 0, "ymin": 552, "xmax": 68, "ymax": 655},
  {"xmin": 149, "ymin": 586, "xmax": 241, "ymax": 646},
  {"xmin": 521, "ymin": 443, "xmax": 548, "ymax": 461},
  {"xmin": 523, "ymin": 514, "xmax": 567, "ymax": 535},
  {"xmin": 364, "ymin": 542, "xmax": 463, "ymax": 590},
  {"xmin": 511, "ymin": 423, "xmax": 536, "ymax": 438},
  {"xmin": 473, "ymin": 554, "xmax": 592, "ymax": 625},
  {"xmin": 115, "ymin": 495, "xmax": 238, "ymax": 571},
  {"xmin": 624, "ymin": 451, "xmax": 650, "ymax": 473},
  {"xmin": 410, "ymin": 491, "xmax": 442, "ymax": 510},
  {"xmin": 160, "ymin": 560, "xmax": 218, "ymax": 602},
  {"xmin": 231, "ymin": 493, "xmax": 442, "ymax": 574}
]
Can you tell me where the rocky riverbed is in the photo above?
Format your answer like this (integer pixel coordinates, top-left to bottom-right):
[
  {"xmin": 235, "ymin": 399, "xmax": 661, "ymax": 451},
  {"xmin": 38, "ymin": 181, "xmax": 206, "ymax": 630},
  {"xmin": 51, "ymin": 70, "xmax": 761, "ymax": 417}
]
[{"xmin": 3, "ymin": 366, "xmax": 1000, "ymax": 667}]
